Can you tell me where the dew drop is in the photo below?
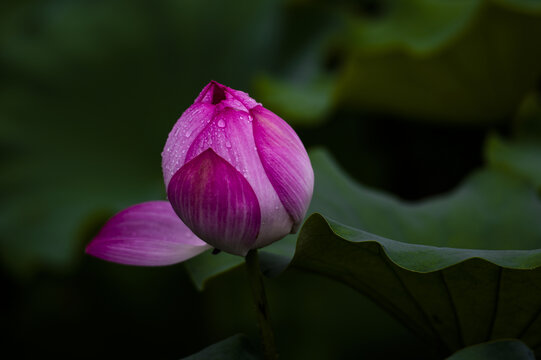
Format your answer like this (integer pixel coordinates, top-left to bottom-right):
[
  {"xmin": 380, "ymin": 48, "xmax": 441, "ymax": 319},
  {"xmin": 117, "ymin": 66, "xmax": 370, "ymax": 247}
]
[
  {"xmin": 184, "ymin": 129, "xmax": 193, "ymax": 137},
  {"xmin": 225, "ymin": 140, "xmax": 231, "ymax": 148},
  {"xmin": 217, "ymin": 119, "xmax": 226, "ymax": 128}
]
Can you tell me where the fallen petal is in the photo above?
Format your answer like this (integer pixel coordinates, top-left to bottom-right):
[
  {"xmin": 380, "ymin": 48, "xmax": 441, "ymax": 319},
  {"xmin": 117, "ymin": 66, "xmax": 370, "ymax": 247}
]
[
  {"xmin": 86, "ymin": 201, "xmax": 210, "ymax": 266},
  {"xmin": 167, "ymin": 149, "xmax": 261, "ymax": 256}
]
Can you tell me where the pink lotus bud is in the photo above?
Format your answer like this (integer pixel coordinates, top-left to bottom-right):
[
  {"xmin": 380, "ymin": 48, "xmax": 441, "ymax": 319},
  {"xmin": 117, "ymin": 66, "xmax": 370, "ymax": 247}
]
[
  {"xmin": 86, "ymin": 81, "xmax": 313, "ymax": 266},
  {"xmin": 162, "ymin": 81, "xmax": 314, "ymax": 256}
]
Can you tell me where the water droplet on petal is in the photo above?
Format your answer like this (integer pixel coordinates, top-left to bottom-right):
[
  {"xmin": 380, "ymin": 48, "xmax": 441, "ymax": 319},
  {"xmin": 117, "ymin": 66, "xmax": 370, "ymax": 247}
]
[
  {"xmin": 185, "ymin": 129, "xmax": 193, "ymax": 137},
  {"xmin": 217, "ymin": 119, "xmax": 226, "ymax": 128},
  {"xmin": 225, "ymin": 140, "xmax": 231, "ymax": 148}
]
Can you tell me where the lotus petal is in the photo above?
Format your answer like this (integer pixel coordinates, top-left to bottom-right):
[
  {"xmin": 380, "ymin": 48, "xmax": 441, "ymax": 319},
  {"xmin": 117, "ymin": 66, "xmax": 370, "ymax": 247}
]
[
  {"xmin": 251, "ymin": 105, "xmax": 314, "ymax": 231},
  {"xmin": 86, "ymin": 201, "xmax": 210, "ymax": 266},
  {"xmin": 167, "ymin": 149, "xmax": 261, "ymax": 256}
]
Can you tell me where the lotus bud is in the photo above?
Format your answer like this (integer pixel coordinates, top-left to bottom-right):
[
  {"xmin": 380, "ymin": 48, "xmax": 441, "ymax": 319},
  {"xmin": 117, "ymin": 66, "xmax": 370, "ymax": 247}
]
[{"xmin": 162, "ymin": 81, "xmax": 314, "ymax": 256}]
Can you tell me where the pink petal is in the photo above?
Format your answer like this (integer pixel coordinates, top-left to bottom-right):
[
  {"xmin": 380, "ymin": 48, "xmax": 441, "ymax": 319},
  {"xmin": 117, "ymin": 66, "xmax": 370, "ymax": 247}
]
[
  {"xmin": 86, "ymin": 201, "xmax": 210, "ymax": 266},
  {"xmin": 251, "ymin": 105, "xmax": 314, "ymax": 232},
  {"xmin": 162, "ymin": 102, "xmax": 216, "ymax": 189},
  {"xmin": 184, "ymin": 106, "xmax": 294, "ymax": 249},
  {"xmin": 167, "ymin": 149, "xmax": 261, "ymax": 256},
  {"xmin": 224, "ymin": 86, "xmax": 260, "ymax": 110},
  {"xmin": 162, "ymin": 82, "xmax": 258, "ymax": 190}
]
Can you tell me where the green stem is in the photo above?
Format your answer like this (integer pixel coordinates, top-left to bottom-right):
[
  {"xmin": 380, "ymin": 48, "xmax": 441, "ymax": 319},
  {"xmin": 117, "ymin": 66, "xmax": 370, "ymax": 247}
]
[{"xmin": 245, "ymin": 249, "xmax": 278, "ymax": 360}]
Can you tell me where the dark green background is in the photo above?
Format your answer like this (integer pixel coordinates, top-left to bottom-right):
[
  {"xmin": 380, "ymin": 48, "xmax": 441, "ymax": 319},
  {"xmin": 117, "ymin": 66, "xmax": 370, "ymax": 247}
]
[{"xmin": 2, "ymin": 0, "xmax": 540, "ymax": 359}]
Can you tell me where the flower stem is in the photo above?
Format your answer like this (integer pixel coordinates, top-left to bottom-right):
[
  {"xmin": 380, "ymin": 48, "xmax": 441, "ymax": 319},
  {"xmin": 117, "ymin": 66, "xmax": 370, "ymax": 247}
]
[{"xmin": 245, "ymin": 249, "xmax": 278, "ymax": 360}]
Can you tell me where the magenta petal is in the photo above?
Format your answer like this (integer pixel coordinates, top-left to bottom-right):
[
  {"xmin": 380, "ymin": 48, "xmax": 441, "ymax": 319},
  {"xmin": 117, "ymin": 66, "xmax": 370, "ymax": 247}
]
[
  {"xmin": 225, "ymin": 86, "xmax": 259, "ymax": 110},
  {"xmin": 167, "ymin": 149, "xmax": 261, "ymax": 256},
  {"xmin": 251, "ymin": 105, "xmax": 314, "ymax": 231},
  {"xmin": 162, "ymin": 82, "xmax": 258, "ymax": 189},
  {"xmin": 184, "ymin": 107, "xmax": 294, "ymax": 248},
  {"xmin": 86, "ymin": 201, "xmax": 210, "ymax": 266},
  {"xmin": 162, "ymin": 102, "xmax": 216, "ymax": 189}
]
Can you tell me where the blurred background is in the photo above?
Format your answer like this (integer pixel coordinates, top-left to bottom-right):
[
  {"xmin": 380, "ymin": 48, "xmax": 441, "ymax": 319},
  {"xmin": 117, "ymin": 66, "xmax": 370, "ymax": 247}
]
[{"xmin": 2, "ymin": 0, "xmax": 541, "ymax": 359}]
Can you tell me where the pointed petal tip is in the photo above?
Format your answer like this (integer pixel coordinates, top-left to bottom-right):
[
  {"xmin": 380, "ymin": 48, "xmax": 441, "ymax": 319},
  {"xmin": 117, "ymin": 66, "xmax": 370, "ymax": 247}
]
[
  {"xmin": 196, "ymin": 81, "xmax": 227, "ymax": 105},
  {"xmin": 205, "ymin": 81, "xmax": 259, "ymax": 110},
  {"xmin": 208, "ymin": 80, "xmax": 224, "ymax": 87}
]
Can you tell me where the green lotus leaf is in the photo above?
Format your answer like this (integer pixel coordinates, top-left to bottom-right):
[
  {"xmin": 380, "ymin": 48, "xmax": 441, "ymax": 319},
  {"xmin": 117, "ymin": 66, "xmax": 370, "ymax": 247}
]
[
  {"xmin": 446, "ymin": 339, "xmax": 535, "ymax": 360},
  {"xmin": 187, "ymin": 147, "xmax": 541, "ymax": 355},
  {"xmin": 251, "ymin": 4, "xmax": 340, "ymax": 128},
  {"xmin": 485, "ymin": 95, "xmax": 541, "ymax": 189},
  {"xmin": 305, "ymin": 149, "xmax": 541, "ymax": 251},
  {"xmin": 185, "ymin": 251, "xmax": 245, "ymax": 291},
  {"xmin": 253, "ymin": 74, "xmax": 334, "ymax": 127},
  {"xmin": 293, "ymin": 214, "xmax": 541, "ymax": 355},
  {"xmin": 344, "ymin": 0, "xmax": 482, "ymax": 55},
  {"xmin": 513, "ymin": 94, "xmax": 541, "ymax": 141},
  {"xmin": 485, "ymin": 134, "xmax": 541, "ymax": 189},
  {"xmin": 336, "ymin": 0, "xmax": 541, "ymax": 123}
]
